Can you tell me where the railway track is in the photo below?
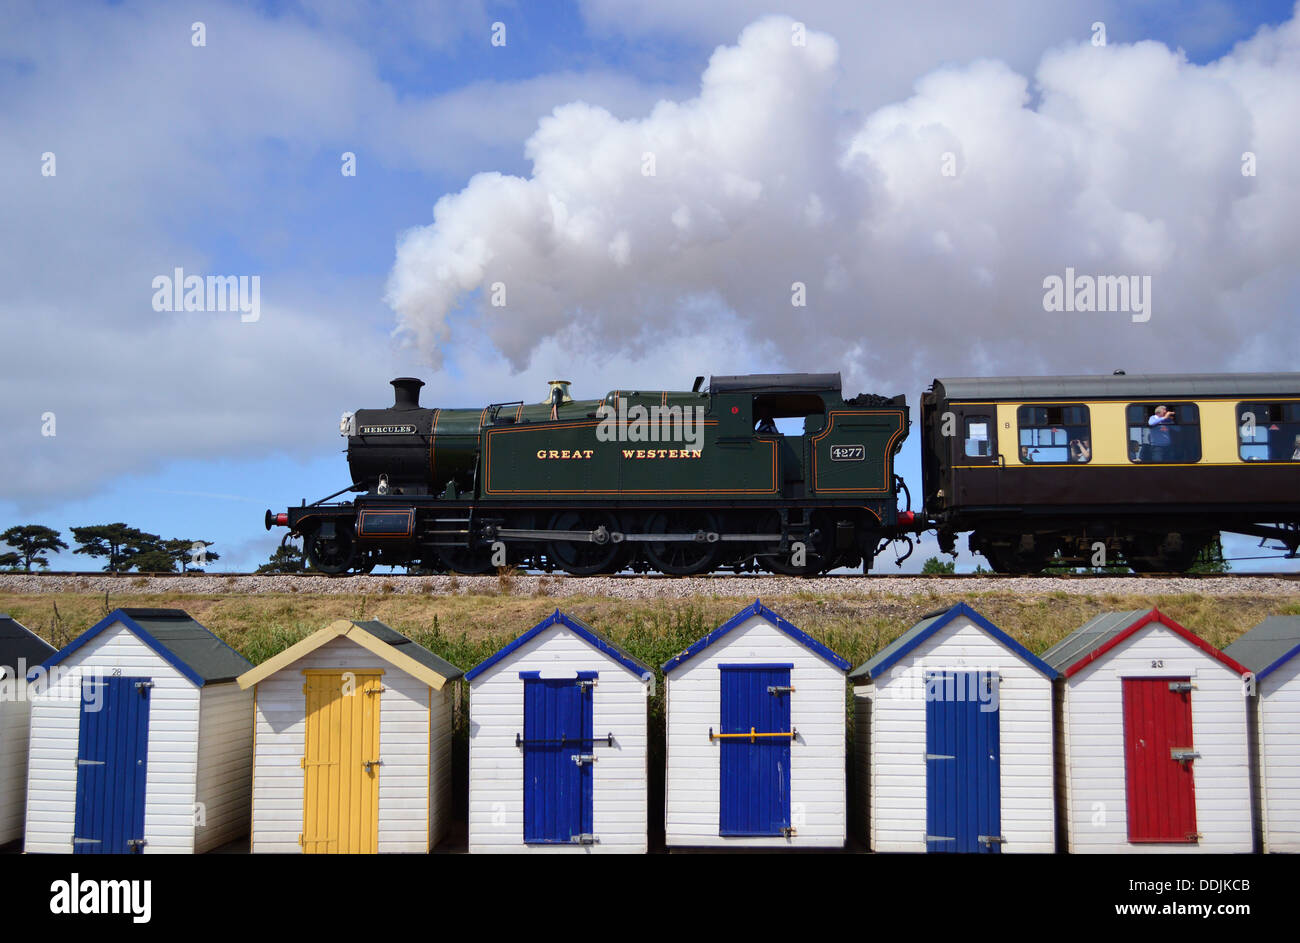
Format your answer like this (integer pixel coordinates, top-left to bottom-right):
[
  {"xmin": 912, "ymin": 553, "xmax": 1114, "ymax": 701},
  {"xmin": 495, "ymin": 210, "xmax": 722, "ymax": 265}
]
[{"xmin": 5, "ymin": 569, "xmax": 1299, "ymax": 581}]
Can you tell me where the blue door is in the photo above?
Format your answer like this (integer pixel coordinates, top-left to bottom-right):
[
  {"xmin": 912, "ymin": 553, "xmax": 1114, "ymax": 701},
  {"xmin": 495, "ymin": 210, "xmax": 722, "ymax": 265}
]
[
  {"xmin": 521, "ymin": 672, "xmax": 594, "ymax": 843},
  {"xmin": 74, "ymin": 675, "xmax": 151, "ymax": 854},
  {"xmin": 719, "ymin": 664, "xmax": 792, "ymax": 836},
  {"xmin": 925, "ymin": 670, "xmax": 1001, "ymax": 853}
]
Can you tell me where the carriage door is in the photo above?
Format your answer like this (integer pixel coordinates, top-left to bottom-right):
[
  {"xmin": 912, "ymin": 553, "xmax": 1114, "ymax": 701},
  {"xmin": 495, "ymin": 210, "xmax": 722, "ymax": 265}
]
[
  {"xmin": 74, "ymin": 676, "xmax": 151, "ymax": 854},
  {"xmin": 925, "ymin": 670, "xmax": 1002, "ymax": 853},
  {"xmin": 719, "ymin": 665, "xmax": 793, "ymax": 837},
  {"xmin": 955, "ymin": 411, "xmax": 999, "ymax": 505},
  {"xmin": 1123, "ymin": 678, "xmax": 1198, "ymax": 843},
  {"xmin": 521, "ymin": 672, "xmax": 595, "ymax": 844},
  {"xmin": 302, "ymin": 670, "xmax": 382, "ymax": 854}
]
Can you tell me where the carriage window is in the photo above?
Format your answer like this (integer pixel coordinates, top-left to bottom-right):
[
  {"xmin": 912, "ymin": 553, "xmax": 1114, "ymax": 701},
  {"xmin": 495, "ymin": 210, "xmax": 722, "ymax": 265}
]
[
  {"xmin": 964, "ymin": 417, "xmax": 991, "ymax": 459},
  {"xmin": 1237, "ymin": 401, "xmax": 1300, "ymax": 461},
  {"xmin": 1016, "ymin": 404, "xmax": 1091, "ymax": 464},
  {"xmin": 1126, "ymin": 403, "xmax": 1201, "ymax": 463}
]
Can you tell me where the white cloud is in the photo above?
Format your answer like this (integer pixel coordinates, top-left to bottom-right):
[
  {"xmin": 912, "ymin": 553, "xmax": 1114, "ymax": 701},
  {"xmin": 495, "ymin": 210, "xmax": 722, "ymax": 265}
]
[{"xmin": 389, "ymin": 13, "xmax": 1300, "ymax": 393}]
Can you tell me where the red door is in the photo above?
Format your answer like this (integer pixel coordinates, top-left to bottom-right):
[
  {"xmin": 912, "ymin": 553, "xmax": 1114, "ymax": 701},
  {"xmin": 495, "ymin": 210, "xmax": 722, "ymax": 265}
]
[{"xmin": 1122, "ymin": 678, "xmax": 1197, "ymax": 843}]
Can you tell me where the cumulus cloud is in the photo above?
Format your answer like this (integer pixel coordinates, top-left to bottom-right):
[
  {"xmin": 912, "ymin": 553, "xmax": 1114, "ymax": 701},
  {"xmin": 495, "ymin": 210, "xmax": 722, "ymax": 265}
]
[{"xmin": 388, "ymin": 12, "xmax": 1300, "ymax": 393}]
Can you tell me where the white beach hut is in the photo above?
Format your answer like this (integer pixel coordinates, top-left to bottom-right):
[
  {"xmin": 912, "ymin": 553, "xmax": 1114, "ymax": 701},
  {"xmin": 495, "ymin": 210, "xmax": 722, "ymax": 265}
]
[
  {"xmin": 662, "ymin": 599, "xmax": 851, "ymax": 849},
  {"xmin": 236, "ymin": 619, "xmax": 463, "ymax": 854},
  {"xmin": 465, "ymin": 610, "xmax": 653, "ymax": 853},
  {"xmin": 850, "ymin": 602, "xmax": 1059, "ymax": 853},
  {"xmin": 1224, "ymin": 615, "xmax": 1300, "ymax": 853},
  {"xmin": 24, "ymin": 608, "xmax": 253, "ymax": 854},
  {"xmin": 0, "ymin": 614, "xmax": 55, "ymax": 847},
  {"xmin": 1042, "ymin": 608, "xmax": 1252, "ymax": 854}
]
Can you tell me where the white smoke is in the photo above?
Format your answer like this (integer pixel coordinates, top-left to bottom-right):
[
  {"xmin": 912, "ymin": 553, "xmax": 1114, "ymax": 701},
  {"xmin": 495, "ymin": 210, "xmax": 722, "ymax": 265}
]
[{"xmin": 388, "ymin": 12, "xmax": 1300, "ymax": 389}]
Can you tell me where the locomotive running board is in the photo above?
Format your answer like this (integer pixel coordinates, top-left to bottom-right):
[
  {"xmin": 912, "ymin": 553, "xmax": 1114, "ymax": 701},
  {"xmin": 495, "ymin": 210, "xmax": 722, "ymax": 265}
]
[{"xmin": 491, "ymin": 528, "xmax": 784, "ymax": 544}]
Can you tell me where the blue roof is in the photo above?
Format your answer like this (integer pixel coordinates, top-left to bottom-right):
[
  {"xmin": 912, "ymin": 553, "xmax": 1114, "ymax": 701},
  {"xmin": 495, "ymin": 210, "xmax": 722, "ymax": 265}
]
[
  {"xmin": 30, "ymin": 608, "xmax": 252, "ymax": 687},
  {"xmin": 848, "ymin": 602, "xmax": 1059, "ymax": 682},
  {"xmin": 464, "ymin": 610, "xmax": 653, "ymax": 683},
  {"xmin": 661, "ymin": 599, "xmax": 850, "ymax": 674}
]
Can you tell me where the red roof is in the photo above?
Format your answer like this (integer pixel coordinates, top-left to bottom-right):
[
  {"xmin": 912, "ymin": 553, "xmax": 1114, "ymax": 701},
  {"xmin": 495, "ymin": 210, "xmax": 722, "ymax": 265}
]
[{"xmin": 1061, "ymin": 608, "xmax": 1251, "ymax": 679}]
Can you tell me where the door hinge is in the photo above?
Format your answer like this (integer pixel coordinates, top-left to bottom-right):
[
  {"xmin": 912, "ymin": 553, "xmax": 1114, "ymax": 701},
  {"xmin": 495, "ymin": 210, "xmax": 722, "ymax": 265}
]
[
  {"xmin": 72, "ymin": 837, "xmax": 102, "ymax": 845},
  {"xmin": 76, "ymin": 758, "xmax": 106, "ymax": 767},
  {"xmin": 1170, "ymin": 748, "xmax": 1200, "ymax": 762},
  {"xmin": 926, "ymin": 835, "xmax": 956, "ymax": 843},
  {"xmin": 926, "ymin": 753, "xmax": 955, "ymax": 760}
]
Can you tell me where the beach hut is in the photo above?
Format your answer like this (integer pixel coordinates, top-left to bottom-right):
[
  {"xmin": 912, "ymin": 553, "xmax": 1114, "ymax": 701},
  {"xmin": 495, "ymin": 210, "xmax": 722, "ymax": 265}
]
[
  {"xmin": 465, "ymin": 610, "xmax": 653, "ymax": 853},
  {"xmin": 24, "ymin": 608, "xmax": 253, "ymax": 854},
  {"xmin": 1, "ymin": 614, "xmax": 55, "ymax": 846},
  {"xmin": 1043, "ymin": 608, "xmax": 1252, "ymax": 853},
  {"xmin": 1224, "ymin": 615, "xmax": 1300, "ymax": 853},
  {"xmin": 850, "ymin": 603, "xmax": 1059, "ymax": 853},
  {"xmin": 236, "ymin": 619, "xmax": 463, "ymax": 854},
  {"xmin": 662, "ymin": 599, "xmax": 850, "ymax": 848}
]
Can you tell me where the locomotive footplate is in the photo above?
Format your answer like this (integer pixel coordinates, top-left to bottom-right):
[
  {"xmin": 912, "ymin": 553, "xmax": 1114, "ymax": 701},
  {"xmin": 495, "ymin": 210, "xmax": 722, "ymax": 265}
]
[{"xmin": 488, "ymin": 526, "xmax": 787, "ymax": 544}]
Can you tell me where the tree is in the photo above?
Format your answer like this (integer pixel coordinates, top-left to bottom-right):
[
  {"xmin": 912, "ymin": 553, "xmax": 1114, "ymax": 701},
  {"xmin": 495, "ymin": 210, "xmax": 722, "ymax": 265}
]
[
  {"xmin": 71, "ymin": 524, "xmax": 162, "ymax": 572},
  {"xmin": 129, "ymin": 549, "xmax": 180, "ymax": 573},
  {"xmin": 0, "ymin": 525, "xmax": 68, "ymax": 571},
  {"xmin": 921, "ymin": 556, "xmax": 956, "ymax": 575},
  {"xmin": 1188, "ymin": 534, "xmax": 1231, "ymax": 574},
  {"xmin": 0, "ymin": 552, "xmax": 20, "ymax": 570},
  {"xmin": 162, "ymin": 538, "xmax": 220, "ymax": 572},
  {"xmin": 257, "ymin": 544, "xmax": 305, "ymax": 574}
]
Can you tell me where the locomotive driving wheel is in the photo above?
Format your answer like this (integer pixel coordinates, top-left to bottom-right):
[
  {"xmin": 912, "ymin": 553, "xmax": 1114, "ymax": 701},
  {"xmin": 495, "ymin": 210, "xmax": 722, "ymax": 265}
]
[
  {"xmin": 547, "ymin": 510, "xmax": 627, "ymax": 576},
  {"xmin": 305, "ymin": 525, "xmax": 356, "ymax": 575},
  {"xmin": 436, "ymin": 545, "xmax": 496, "ymax": 575},
  {"xmin": 642, "ymin": 510, "xmax": 720, "ymax": 576}
]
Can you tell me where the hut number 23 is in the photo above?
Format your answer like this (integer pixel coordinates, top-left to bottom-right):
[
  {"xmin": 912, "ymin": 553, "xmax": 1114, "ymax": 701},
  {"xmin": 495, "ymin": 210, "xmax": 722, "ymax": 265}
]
[{"xmin": 1150, "ymin": 660, "xmax": 1164, "ymax": 668}]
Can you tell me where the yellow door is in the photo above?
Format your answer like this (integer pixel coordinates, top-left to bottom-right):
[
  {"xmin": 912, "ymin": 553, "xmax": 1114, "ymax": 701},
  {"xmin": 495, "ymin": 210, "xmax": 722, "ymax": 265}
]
[{"xmin": 302, "ymin": 670, "xmax": 383, "ymax": 854}]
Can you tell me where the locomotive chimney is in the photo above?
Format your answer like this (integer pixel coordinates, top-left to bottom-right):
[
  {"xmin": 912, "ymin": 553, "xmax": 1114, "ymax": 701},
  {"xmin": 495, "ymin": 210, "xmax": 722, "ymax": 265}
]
[{"xmin": 391, "ymin": 377, "xmax": 425, "ymax": 410}]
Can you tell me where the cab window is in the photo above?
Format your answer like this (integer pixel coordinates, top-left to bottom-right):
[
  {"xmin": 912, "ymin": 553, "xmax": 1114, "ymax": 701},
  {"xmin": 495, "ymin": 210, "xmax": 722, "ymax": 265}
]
[
  {"xmin": 1237, "ymin": 401, "xmax": 1300, "ymax": 461},
  {"xmin": 1017, "ymin": 404, "xmax": 1091, "ymax": 464}
]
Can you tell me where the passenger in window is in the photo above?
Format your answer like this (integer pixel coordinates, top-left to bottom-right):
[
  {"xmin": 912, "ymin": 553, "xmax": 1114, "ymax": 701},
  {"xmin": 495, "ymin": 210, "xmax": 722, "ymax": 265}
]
[
  {"xmin": 1069, "ymin": 438, "xmax": 1091, "ymax": 462},
  {"xmin": 1129, "ymin": 439, "xmax": 1143, "ymax": 462},
  {"xmin": 1019, "ymin": 446, "xmax": 1035, "ymax": 463},
  {"xmin": 754, "ymin": 409, "xmax": 778, "ymax": 435},
  {"xmin": 1147, "ymin": 406, "xmax": 1175, "ymax": 462},
  {"xmin": 1293, "ymin": 434, "xmax": 1300, "ymax": 461}
]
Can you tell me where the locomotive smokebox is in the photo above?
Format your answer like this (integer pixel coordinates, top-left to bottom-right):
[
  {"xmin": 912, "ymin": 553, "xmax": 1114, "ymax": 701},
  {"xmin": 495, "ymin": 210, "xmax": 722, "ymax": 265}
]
[{"xmin": 391, "ymin": 377, "xmax": 425, "ymax": 410}]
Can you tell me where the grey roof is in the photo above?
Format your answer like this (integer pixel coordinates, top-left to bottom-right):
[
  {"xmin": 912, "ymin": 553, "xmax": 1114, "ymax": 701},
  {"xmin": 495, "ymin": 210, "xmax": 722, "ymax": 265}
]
[
  {"xmin": 1041, "ymin": 610, "xmax": 1148, "ymax": 672},
  {"xmin": 710, "ymin": 372, "xmax": 842, "ymax": 394},
  {"xmin": 931, "ymin": 372, "xmax": 1300, "ymax": 403},
  {"xmin": 1223, "ymin": 616, "xmax": 1300, "ymax": 675},
  {"xmin": 119, "ymin": 609, "xmax": 252, "ymax": 684},
  {"xmin": 352, "ymin": 620, "xmax": 464, "ymax": 681},
  {"xmin": 0, "ymin": 614, "xmax": 56, "ymax": 675},
  {"xmin": 849, "ymin": 608, "xmax": 949, "ymax": 680}
]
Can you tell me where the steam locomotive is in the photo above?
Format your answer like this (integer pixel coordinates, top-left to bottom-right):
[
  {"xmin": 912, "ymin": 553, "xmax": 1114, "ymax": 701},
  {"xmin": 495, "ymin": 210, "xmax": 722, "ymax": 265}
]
[{"xmin": 266, "ymin": 371, "xmax": 1300, "ymax": 575}]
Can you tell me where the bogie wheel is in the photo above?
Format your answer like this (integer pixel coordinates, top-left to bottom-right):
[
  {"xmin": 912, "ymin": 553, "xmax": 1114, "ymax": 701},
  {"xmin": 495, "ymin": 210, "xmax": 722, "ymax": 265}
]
[
  {"xmin": 305, "ymin": 525, "xmax": 357, "ymax": 575},
  {"xmin": 643, "ymin": 510, "xmax": 720, "ymax": 576},
  {"xmin": 547, "ymin": 510, "xmax": 627, "ymax": 575}
]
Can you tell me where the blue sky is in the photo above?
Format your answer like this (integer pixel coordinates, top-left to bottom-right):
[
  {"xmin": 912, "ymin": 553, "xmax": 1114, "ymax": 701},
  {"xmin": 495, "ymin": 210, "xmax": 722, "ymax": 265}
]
[{"xmin": 2, "ymin": 0, "xmax": 1298, "ymax": 572}]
